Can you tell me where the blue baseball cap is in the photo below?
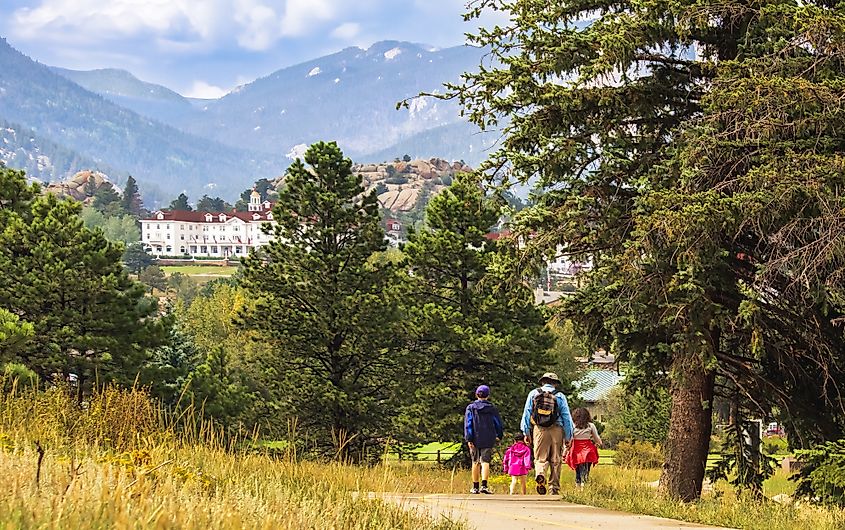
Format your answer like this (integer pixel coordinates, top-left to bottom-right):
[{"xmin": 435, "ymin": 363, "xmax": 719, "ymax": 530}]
[{"xmin": 475, "ymin": 385, "xmax": 490, "ymax": 397}]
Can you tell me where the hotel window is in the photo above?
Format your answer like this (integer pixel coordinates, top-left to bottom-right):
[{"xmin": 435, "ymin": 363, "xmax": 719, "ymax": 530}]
[
  {"xmin": 190, "ymin": 246, "xmax": 197, "ymax": 253},
  {"xmin": 210, "ymin": 246, "xmax": 218, "ymax": 253},
  {"xmin": 200, "ymin": 245, "xmax": 207, "ymax": 253},
  {"xmin": 180, "ymin": 246, "xmax": 186, "ymax": 254},
  {"xmin": 166, "ymin": 234, "xmax": 171, "ymax": 239},
  {"xmin": 180, "ymin": 235, "xmax": 185, "ymax": 240}
]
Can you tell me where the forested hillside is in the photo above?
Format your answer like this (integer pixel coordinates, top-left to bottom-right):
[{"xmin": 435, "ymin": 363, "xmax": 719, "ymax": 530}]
[
  {"xmin": 0, "ymin": 119, "xmax": 123, "ymax": 183},
  {"xmin": 0, "ymin": 38, "xmax": 281, "ymax": 200}
]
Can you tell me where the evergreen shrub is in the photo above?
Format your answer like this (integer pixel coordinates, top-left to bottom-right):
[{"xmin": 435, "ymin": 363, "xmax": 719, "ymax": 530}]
[
  {"xmin": 613, "ymin": 441, "xmax": 663, "ymax": 468},
  {"xmin": 793, "ymin": 439, "xmax": 845, "ymax": 507}
]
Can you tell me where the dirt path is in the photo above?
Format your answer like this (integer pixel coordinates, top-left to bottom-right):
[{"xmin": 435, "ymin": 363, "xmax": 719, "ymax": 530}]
[{"xmin": 386, "ymin": 494, "xmax": 733, "ymax": 530}]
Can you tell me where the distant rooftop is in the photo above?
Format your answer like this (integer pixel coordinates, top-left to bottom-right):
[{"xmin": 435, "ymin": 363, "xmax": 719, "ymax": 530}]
[{"xmin": 577, "ymin": 370, "xmax": 624, "ymax": 403}]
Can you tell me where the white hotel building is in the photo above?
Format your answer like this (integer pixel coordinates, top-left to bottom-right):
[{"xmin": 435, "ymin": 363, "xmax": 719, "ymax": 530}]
[{"xmin": 140, "ymin": 191, "xmax": 276, "ymax": 258}]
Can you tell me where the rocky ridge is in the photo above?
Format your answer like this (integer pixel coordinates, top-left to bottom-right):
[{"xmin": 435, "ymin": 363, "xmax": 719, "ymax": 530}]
[
  {"xmin": 43, "ymin": 170, "xmax": 120, "ymax": 204},
  {"xmin": 357, "ymin": 158, "xmax": 471, "ymax": 213}
]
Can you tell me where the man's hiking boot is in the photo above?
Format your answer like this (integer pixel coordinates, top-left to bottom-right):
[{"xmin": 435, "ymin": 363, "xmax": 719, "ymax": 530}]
[
  {"xmin": 480, "ymin": 486, "xmax": 492, "ymax": 494},
  {"xmin": 550, "ymin": 488, "xmax": 560, "ymax": 496},
  {"xmin": 469, "ymin": 487, "xmax": 480, "ymax": 494},
  {"xmin": 535, "ymin": 475, "xmax": 547, "ymax": 495}
]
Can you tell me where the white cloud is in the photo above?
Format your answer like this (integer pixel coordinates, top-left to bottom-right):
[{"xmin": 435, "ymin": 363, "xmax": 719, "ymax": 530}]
[
  {"xmin": 184, "ymin": 80, "xmax": 229, "ymax": 99},
  {"xmin": 233, "ymin": 0, "xmax": 281, "ymax": 50},
  {"xmin": 279, "ymin": 0, "xmax": 340, "ymax": 37},
  {"xmin": 330, "ymin": 22, "xmax": 360, "ymax": 40},
  {"xmin": 12, "ymin": 0, "xmax": 214, "ymax": 42},
  {"xmin": 8, "ymin": 0, "xmax": 352, "ymax": 51}
]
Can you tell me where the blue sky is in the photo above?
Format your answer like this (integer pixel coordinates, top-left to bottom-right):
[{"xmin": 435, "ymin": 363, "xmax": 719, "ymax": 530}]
[{"xmin": 1, "ymin": 0, "xmax": 502, "ymax": 98}]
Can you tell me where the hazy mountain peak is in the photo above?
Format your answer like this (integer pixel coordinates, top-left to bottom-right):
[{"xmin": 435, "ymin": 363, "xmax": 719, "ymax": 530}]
[
  {"xmin": 0, "ymin": 37, "xmax": 280, "ymax": 201},
  {"xmin": 1, "ymin": 36, "xmax": 489, "ymax": 204},
  {"xmin": 51, "ymin": 66, "xmax": 185, "ymax": 103}
]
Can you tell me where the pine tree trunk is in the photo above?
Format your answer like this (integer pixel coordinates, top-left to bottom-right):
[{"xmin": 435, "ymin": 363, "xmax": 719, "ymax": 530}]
[{"xmin": 659, "ymin": 351, "xmax": 715, "ymax": 501}]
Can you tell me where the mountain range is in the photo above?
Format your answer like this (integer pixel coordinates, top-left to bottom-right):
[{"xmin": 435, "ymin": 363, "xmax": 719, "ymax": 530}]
[{"xmin": 0, "ymin": 37, "xmax": 493, "ymax": 206}]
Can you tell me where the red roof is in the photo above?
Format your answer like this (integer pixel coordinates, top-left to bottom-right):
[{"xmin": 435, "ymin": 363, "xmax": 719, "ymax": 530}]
[
  {"xmin": 143, "ymin": 208, "xmax": 275, "ymax": 223},
  {"xmin": 485, "ymin": 230, "xmax": 512, "ymax": 241}
]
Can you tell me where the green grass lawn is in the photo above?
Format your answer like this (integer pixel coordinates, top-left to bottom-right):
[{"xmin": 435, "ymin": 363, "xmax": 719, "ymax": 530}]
[
  {"xmin": 161, "ymin": 265, "xmax": 237, "ymax": 277},
  {"xmin": 384, "ymin": 442, "xmax": 461, "ymax": 462}
]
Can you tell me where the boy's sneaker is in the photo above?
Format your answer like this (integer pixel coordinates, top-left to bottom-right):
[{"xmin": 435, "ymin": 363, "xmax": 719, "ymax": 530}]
[
  {"xmin": 535, "ymin": 475, "xmax": 547, "ymax": 495},
  {"xmin": 469, "ymin": 487, "xmax": 480, "ymax": 494},
  {"xmin": 480, "ymin": 486, "xmax": 493, "ymax": 494}
]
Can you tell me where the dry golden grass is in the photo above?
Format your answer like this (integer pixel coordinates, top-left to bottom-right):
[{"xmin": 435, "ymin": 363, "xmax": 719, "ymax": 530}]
[
  {"xmin": 0, "ymin": 385, "xmax": 466, "ymax": 530},
  {"xmin": 553, "ymin": 465, "xmax": 845, "ymax": 530}
]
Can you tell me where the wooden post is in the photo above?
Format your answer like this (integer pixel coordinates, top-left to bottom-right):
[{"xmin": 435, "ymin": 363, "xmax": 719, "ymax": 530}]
[{"xmin": 437, "ymin": 450, "xmax": 441, "ymax": 464}]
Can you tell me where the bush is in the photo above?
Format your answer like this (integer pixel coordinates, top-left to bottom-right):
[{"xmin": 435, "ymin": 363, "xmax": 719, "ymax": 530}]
[
  {"xmin": 613, "ymin": 441, "xmax": 664, "ymax": 469},
  {"xmin": 600, "ymin": 387, "xmax": 670, "ymax": 448},
  {"xmin": 1, "ymin": 362, "xmax": 38, "ymax": 392},
  {"xmin": 709, "ymin": 429, "xmax": 724, "ymax": 454},
  {"xmin": 763, "ymin": 435, "xmax": 789, "ymax": 455},
  {"xmin": 793, "ymin": 439, "xmax": 845, "ymax": 507}
]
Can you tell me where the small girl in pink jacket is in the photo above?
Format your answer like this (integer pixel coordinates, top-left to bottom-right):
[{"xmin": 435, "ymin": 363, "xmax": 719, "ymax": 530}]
[{"xmin": 502, "ymin": 433, "xmax": 532, "ymax": 494}]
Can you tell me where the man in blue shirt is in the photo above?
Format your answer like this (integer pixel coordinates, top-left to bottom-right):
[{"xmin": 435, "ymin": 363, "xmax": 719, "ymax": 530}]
[
  {"xmin": 465, "ymin": 384, "xmax": 504, "ymax": 494},
  {"xmin": 521, "ymin": 372, "xmax": 573, "ymax": 495}
]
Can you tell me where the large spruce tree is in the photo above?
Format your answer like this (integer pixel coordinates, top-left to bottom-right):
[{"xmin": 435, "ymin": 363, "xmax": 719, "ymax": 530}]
[
  {"xmin": 121, "ymin": 175, "xmax": 143, "ymax": 218},
  {"xmin": 401, "ymin": 172, "xmax": 553, "ymax": 444},
  {"xmin": 240, "ymin": 141, "xmax": 408, "ymax": 457},
  {"xmin": 449, "ymin": 0, "xmax": 845, "ymax": 500},
  {"xmin": 0, "ymin": 167, "xmax": 166, "ymax": 397}
]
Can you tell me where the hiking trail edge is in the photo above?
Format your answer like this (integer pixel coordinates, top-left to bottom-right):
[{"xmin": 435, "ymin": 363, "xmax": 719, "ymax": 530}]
[{"xmin": 382, "ymin": 493, "xmax": 735, "ymax": 530}]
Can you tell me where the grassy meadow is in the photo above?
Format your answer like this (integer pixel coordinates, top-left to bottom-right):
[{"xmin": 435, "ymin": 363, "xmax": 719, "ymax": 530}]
[
  {"xmin": 546, "ymin": 466, "xmax": 845, "ymax": 530},
  {"xmin": 0, "ymin": 386, "xmax": 466, "ymax": 530},
  {"xmin": 2, "ymin": 385, "xmax": 841, "ymax": 530},
  {"xmin": 160, "ymin": 265, "xmax": 238, "ymax": 278}
]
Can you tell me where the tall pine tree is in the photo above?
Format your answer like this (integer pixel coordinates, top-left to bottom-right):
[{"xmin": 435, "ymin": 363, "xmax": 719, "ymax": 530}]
[
  {"xmin": 121, "ymin": 175, "xmax": 143, "ymax": 218},
  {"xmin": 240, "ymin": 142, "xmax": 409, "ymax": 457},
  {"xmin": 0, "ymin": 169, "xmax": 167, "ymax": 398},
  {"xmin": 401, "ymin": 172, "xmax": 553, "ymax": 444},
  {"xmin": 449, "ymin": 0, "xmax": 845, "ymax": 500}
]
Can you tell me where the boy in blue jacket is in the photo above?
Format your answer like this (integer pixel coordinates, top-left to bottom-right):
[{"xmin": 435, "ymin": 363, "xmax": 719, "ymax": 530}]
[{"xmin": 464, "ymin": 384, "xmax": 504, "ymax": 494}]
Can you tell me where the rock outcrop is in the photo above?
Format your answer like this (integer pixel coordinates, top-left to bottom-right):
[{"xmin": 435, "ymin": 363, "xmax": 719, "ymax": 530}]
[
  {"xmin": 43, "ymin": 170, "xmax": 119, "ymax": 204},
  {"xmin": 355, "ymin": 157, "xmax": 471, "ymax": 213}
]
